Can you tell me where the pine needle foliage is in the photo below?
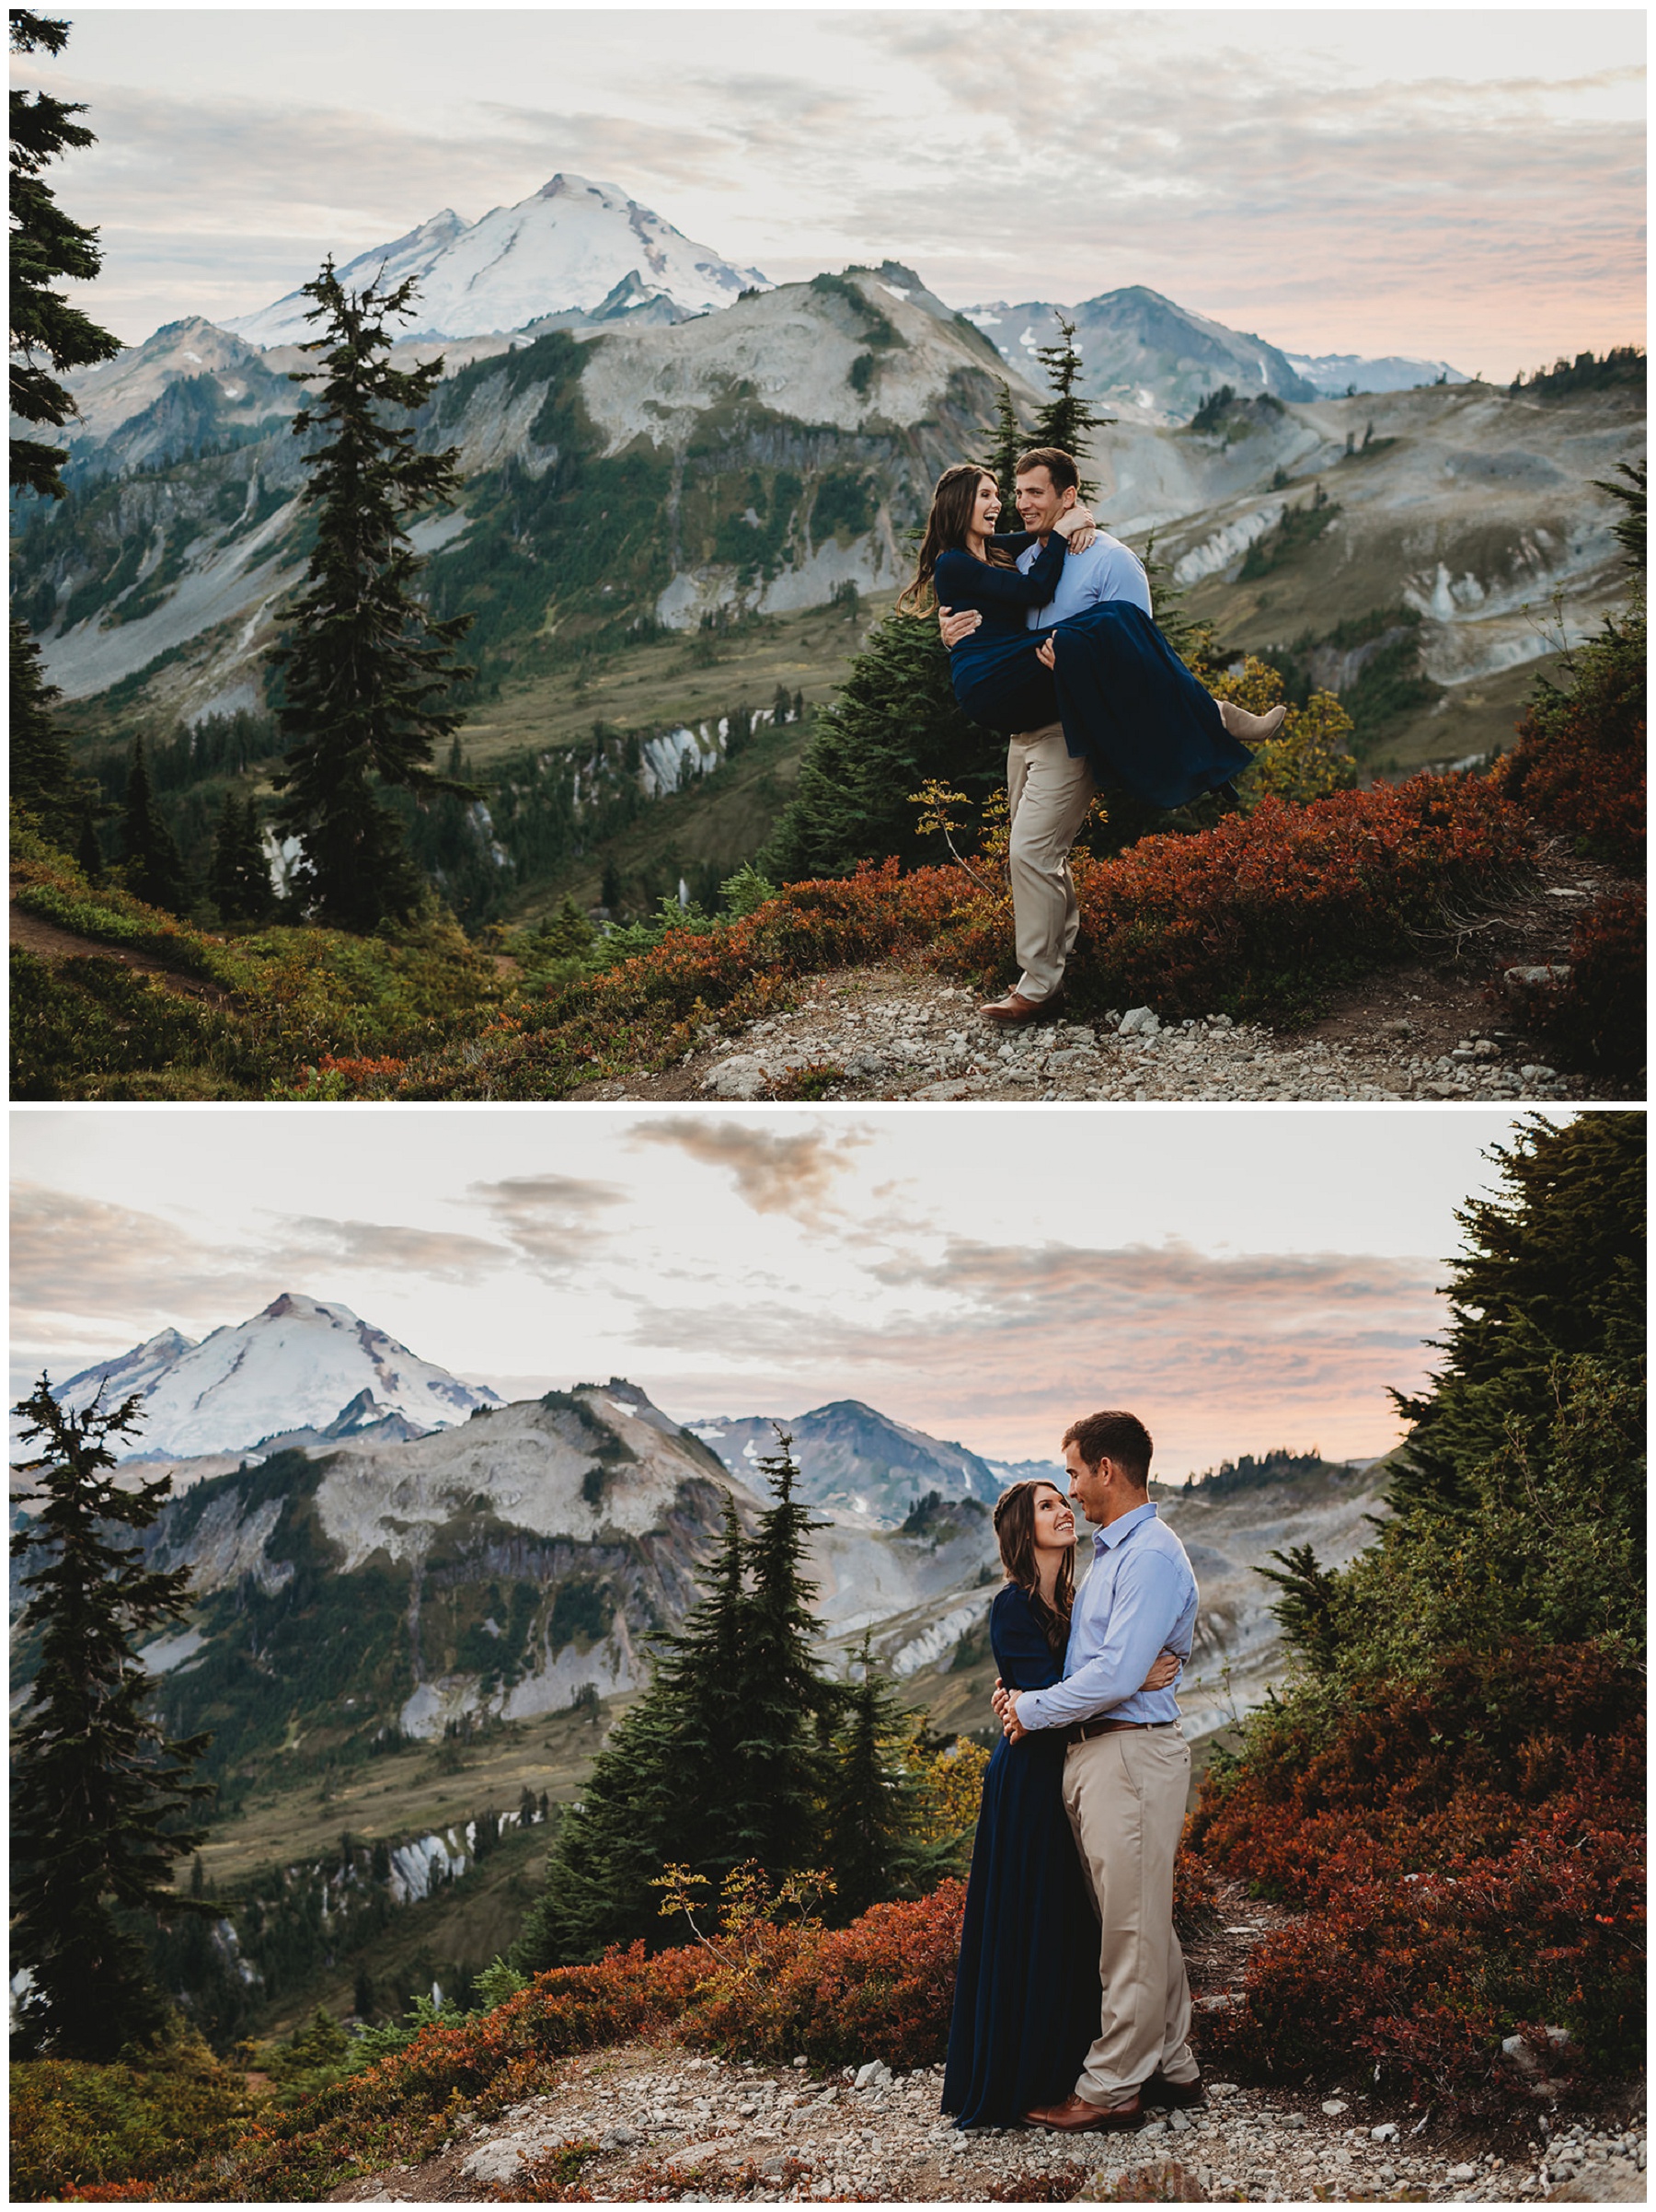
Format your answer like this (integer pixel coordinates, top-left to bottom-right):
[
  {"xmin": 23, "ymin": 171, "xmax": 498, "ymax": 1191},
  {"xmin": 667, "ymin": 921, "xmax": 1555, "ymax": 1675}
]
[
  {"xmin": 1387, "ymin": 1112, "xmax": 1644, "ymax": 1517},
  {"xmin": 515, "ymin": 1438, "xmax": 860, "ymax": 1967},
  {"xmin": 985, "ymin": 378, "xmax": 1026, "ymax": 505},
  {"xmin": 1027, "ymin": 314, "xmax": 1112, "ymax": 501},
  {"xmin": 762, "ymin": 609, "xmax": 999, "ymax": 881},
  {"xmin": 10, "ymin": 1380, "xmax": 214, "ymax": 2060},
  {"xmin": 823, "ymin": 1632, "xmax": 958, "ymax": 1922},
  {"xmin": 271, "ymin": 258, "xmax": 477, "ymax": 932},
  {"xmin": 207, "ymin": 789, "xmax": 276, "ymax": 924},
  {"xmin": 10, "ymin": 612, "xmax": 102, "ymax": 847},
  {"xmin": 8, "ymin": 9, "xmax": 121, "ymax": 500},
  {"xmin": 120, "ymin": 734, "xmax": 190, "ymax": 915}
]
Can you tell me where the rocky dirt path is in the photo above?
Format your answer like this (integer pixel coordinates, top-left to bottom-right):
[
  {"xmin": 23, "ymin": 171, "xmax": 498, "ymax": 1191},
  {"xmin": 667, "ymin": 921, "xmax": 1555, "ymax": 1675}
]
[
  {"xmin": 330, "ymin": 2043, "xmax": 1644, "ymax": 2205},
  {"xmin": 330, "ymin": 1884, "xmax": 1644, "ymax": 2206},
  {"xmin": 9, "ymin": 895, "xmax": 235, "ymax": 1008},
  {"xmin": 571, "ymin": 847, "xmax": 1627, "ymax": 1108}
]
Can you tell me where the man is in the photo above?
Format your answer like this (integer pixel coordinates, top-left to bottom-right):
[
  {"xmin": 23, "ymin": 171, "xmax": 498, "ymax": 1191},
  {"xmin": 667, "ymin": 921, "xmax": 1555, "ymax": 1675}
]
[
  {"xmin": 993, "ymin": 1408, "xmax": 1204, "ymax": 2131},
  {"xmin": 937, "ymin": 449, "xmax": 1152, "ymax": 1025}
]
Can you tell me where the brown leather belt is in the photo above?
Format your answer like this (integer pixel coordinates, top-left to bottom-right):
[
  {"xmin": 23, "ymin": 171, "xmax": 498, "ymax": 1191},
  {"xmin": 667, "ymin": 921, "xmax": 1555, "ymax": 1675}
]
[{"xmin": 1067, "ymin": 1717, "xmax": 1177, "ymax": 1745}]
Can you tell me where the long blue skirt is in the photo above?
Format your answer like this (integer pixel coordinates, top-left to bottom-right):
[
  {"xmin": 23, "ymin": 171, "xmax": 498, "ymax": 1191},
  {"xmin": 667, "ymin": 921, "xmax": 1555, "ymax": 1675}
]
[
  {"xmin": 953, "ymin": 602, "xmax": 1253, "ymax": 811},
  {"xmin": 941, "ymin": 1730, "xmax": 1100, "ymax": 2128}
]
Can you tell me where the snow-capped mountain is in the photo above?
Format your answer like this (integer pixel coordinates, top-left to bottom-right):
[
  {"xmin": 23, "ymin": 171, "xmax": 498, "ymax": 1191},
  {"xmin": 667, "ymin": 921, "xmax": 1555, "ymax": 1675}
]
[
  {"xmin": 1283, "ymin": 350, "xmax": 1467, "ymax": 397},
  {"xmin": 47, "ymin": 1293, "xmax": 501, "ymax": 1459},
  {"xmin": 224, "ymin": 174, "xmax": 769, "ymax": 348},
  {"xmin": 687, "ymin": 1399, "xmax": 1004, "ymax": 1526},
  {"xmin": 960, "ymin": 284, "xmax": 1319, "ymax": 425}
]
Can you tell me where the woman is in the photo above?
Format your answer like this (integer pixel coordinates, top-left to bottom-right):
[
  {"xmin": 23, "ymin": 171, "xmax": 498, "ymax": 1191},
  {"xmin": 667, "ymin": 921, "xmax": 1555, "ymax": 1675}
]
[
  {"xmin": 941, "ymin": 1480, "xmax": 1179, "ymax": 2129},
  {"xmin": 900, "ymin": 464, "xmax": 1283, "ymax": 812}
]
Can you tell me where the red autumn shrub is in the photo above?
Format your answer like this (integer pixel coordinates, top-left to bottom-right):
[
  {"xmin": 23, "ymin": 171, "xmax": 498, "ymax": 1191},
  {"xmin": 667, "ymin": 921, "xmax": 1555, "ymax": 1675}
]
[
  {"xmin": 328, "ymin": 773, "xmax": 1533, "ymax": 1098},
  {"xmin": 1494, "ymin": 613, "xmax": 1645, "ymax": 873},
  {"xmin": 1188, "ymin": 1644, "xmax": 1645, "ymax": 2109},
  {"xmin": 1534, "ymin": 884, "xmax": 1646, "ymax": 1085}
]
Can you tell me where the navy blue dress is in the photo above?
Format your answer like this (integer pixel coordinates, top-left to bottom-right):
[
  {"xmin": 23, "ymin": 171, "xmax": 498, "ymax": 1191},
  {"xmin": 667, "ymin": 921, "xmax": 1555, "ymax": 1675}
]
[
  {"xmin": 933, "ymin": 533, "xmax": 1253, "ymax": 810},
  {"xmin": 941, "ymin": 1584, "xmax": 1100, "ymax": 2128}
]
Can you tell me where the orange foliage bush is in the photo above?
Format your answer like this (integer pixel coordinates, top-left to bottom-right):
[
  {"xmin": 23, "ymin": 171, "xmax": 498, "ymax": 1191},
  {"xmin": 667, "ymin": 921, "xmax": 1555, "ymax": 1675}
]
[
  {"xmin": 317, "ymin": 772, "xmax": 1532, "ymax": 1098},
  {"xmin": 1188, "ymin": 1644, "xmax": 1645, "ymax": 2110}
]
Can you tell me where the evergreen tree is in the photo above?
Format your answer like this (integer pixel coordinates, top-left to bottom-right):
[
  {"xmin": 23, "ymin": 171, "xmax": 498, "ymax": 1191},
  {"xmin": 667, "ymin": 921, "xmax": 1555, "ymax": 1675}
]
[
  {"xmin": 120, "ymin": 734, "xmax": 189, "ymax": 913},
  {"xmin": 270, "ymin": 258, "xmax": 477, "ymax": 933},
  {"xmin": 1388, "ymin": 1112, "xmax": 1643, "ymax": 1516},
  {"xmin": 985, "ymin": 378, "xmax": 1026, "ymax": 505},
  {"xmin": 75, "ymin": 800, "xmax": 104, "ymax": 880},
  {"xmin": 763, "ymin": 610, "xmax": 999, "ymax": 881},
  {"xmin": 10, "ymin": 612, "xmax": 99, "ymax": 845},
  {"xmin": 9, "ymin": 10, "xmax": 121, "ymax": 501},
  {"xmin": 10, "ymin": 1380, "xmax": 213, "ymax": 2060},
  {"xmin": 725, "ymin": 1436, "xmax": 839, "ymax": 1872},
  {"xmin": 1028, "ymin": 315, "xmax": 1112, "ymax": 501},
  {"xmin": 207, "ymin": 789, "xmax": 275, "ymax": 924},
  {"xmin": 823, "ymin": 1633, "xmax": 953, "ymax": 1922},
  {"xmin": 513, "ymin": 1441, "xmax": 846, "ymax": 1967}
]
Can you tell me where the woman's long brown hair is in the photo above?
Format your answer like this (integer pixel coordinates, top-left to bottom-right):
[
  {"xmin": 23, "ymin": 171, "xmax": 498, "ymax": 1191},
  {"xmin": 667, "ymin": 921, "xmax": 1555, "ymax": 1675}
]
[
  {"xmin": 896, "ymin": 462, "xmax": 1014, "ymax": 616},
  {"xmin": 992, "ymin": 1479, "xmax": 1075, "ymax": 1661}
]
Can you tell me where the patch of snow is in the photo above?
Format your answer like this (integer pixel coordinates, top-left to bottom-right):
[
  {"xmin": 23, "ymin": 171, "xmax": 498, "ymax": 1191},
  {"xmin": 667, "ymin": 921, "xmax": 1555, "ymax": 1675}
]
[
  {"xmin": 138, "ymin": 1628, "xmax": 207, "ymax": 1675},
  {"xmin": 893, "ymin": 1599, "xmax": 991, "ymax": 1679},
  {"xmin": 1173, "ymin": 503, "xmax": 1285, "ymax": 585}
]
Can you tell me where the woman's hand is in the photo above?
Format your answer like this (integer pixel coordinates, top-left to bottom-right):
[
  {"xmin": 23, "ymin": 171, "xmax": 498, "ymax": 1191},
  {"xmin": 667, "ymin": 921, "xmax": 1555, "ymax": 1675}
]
[
  {"xmin": 1140, "ymin": 1649, "xmax": 1181, "ymax": 1692},
  {"xmin": 1035, "ymin": 634, "xmax": 1057, "ymax": 670},
  {"xmin": 1055, "ymin": 503, "xmax": 1098, "ymax": 551}
]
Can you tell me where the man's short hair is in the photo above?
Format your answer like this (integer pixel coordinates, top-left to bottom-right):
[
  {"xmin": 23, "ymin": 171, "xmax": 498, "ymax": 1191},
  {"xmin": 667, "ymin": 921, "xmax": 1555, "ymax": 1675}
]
[
  {"xmin": 1015, "ymin": 447, "xmax": 1080, "ymax": 496},
  {"xmin": 1063, "ymin": 1410, "xmax": 1154, "ymax": 1484}
]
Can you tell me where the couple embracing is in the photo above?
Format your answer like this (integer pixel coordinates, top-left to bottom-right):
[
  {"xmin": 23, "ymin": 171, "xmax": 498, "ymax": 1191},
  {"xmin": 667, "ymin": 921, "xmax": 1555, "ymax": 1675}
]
[
  {"xmin": 942, "ymin": 1410, "xmax": 1206, "ymax": 2133},
  {"xmin": 900, "ymin": 449, "xmax": 1287, "ymax": 1026}
]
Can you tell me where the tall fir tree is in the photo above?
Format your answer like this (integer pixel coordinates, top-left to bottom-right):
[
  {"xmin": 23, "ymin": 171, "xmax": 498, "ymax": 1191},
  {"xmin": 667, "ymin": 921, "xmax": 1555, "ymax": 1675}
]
[
  {"xmin": 10, "ymin": 1381, "xmax": 213, "ymax": 2060},
  {"xmin": 823, "ymin": 1632, "xmax": 955, "ymax": 1922},
  {"xmin": 724, "ymin": 1436, "xmax": 840, "ymax": 1872},
  {"xmin": 120, "ymin": 734, "xmax": 189, "ymax": 913},
  {"xmin": 1028, "ymin": 314, "xmax": 1112, "ymax": 501},
  {"xmin": 9, "ymin": 10, "xmax": 121, "ymax": 500},
  {"xmin": 985, "ymin": 378, "xmax": 1026, "ymax": 505},
  {"xmin": 1387, "ymin": 1112, "xmax": 1644, "ymax": 1517},
  {"xmin": 762, "ymin": 610, "xmax": 999, "ymax": 881},
  {"xmin": 513, "ymin": 1439, "xmax": 859, "ymax": 1969},
  {"xmin": 11, "ymin": 613, "xmax": 100, "ymax": 847},
  {"xmin": 271, "ymin": 258, "xmax": 477, "ymax": 933},
  {"xmin": 207, "ymin": 789, "xmax": 276, "ymax": 924}
]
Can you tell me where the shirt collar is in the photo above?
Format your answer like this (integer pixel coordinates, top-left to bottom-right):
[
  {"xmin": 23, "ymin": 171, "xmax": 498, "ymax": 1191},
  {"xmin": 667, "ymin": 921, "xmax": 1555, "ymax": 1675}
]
[{"xmin": 1093, "ymin": 1500, "xmax": 1158, "ymax": 1552}]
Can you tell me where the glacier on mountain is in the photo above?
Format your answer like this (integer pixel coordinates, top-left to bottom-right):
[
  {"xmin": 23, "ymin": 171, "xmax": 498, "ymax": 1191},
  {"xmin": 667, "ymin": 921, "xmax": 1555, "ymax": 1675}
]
[
  {"xmin": 223, "ymin": 174, "xmax": 769, "ymax": 348},
  {"xmin": 51, "ymin": 1292, "xmax": 501, "ymax": 1459}
]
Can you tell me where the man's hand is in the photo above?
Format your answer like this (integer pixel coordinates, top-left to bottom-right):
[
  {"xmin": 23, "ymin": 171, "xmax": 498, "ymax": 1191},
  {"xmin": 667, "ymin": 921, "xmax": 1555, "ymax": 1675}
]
[
  {"xmin": 1003, "ymin": 1699, "xmax": 1029, "ymax": 1745},
  {"xmin": 1035, "ymin": 634, "xmax": 1056, "ymax": 670},
  {"xmin": 938, "ymin": 604, "xmax": 980, "ymax": 651}
]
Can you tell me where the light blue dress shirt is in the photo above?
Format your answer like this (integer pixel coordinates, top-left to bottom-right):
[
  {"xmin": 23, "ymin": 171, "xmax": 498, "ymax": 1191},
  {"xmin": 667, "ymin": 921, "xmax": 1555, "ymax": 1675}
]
[
  {"xmin": 1017, "ymin": 529, "xmax": 1154, "ymax": 628},
  {"xmin": 1015, "ymin": 1501, "xmax": 1198, "ymax": 1731}
]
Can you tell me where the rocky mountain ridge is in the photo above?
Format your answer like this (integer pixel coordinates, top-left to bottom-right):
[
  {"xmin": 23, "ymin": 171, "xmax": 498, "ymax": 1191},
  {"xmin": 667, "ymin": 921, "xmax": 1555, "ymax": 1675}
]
[
  {"xmin": 688, "ymin": 1397, "xmax": 1004, "ymax": 1523},
  {"xmin": 222, "ymin": 174, "xmax": 768, "ymax": 346},
  {"xmin": 40, "ymin": 1294, "xmax": 501, "ymax": 1461}
]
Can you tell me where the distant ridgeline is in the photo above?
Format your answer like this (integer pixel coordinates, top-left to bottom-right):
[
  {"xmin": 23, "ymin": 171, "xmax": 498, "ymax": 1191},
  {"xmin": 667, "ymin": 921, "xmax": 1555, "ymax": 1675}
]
[{"xmin": 1179, "ymin": 1447, "xmax": 1354, "ymax": 1498}]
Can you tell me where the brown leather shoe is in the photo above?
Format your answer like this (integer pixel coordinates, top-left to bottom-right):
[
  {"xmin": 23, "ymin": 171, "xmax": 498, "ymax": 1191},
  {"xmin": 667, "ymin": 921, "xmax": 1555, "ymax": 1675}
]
[
  {"xmin": 1021, "ymin": 2092, "xmax": 1143, "ymax": 2132},
  {"xmin": 979, "ymin": 989, "xmax": 1060, "ymax": 1024},
  {"xmin": 1143, "ymin": 2071, "xmax": 1207, "ymax": 2109}
]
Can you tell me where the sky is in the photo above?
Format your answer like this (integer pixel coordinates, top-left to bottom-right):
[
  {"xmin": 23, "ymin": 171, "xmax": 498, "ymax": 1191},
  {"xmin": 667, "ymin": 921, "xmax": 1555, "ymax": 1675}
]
[
  {"xmin": 10, "ymin": 1104, "xmax": 1544, "ymax": 1476},
  {"xmin": 18, "ymin": 7, "xmax": 1645, "ymax": 377}
]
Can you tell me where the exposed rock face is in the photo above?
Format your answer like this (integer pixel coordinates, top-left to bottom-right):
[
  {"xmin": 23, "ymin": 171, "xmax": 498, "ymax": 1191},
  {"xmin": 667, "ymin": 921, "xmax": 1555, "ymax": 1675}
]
[{"xmin": 689, "ymin": 1398, "xmax": 1003, "ymax": 1524}]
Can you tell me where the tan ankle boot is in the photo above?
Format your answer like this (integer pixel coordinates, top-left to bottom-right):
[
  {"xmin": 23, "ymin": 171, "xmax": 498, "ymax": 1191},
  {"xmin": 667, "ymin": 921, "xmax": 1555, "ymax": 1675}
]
[{"xmin": 1218, "ymin": 699, "xmax": 1288, "ymax": 743}]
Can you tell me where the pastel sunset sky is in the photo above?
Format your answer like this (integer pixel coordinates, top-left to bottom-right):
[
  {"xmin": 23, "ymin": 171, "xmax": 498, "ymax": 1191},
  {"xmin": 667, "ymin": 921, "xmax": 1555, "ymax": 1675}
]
[
  {"xmin": 13, "ymin": 1106, "xmax": 1543, "ymax": 1475},
  {"xmin": 18, "ymin": 7, "xmax": 1646, "ymax": 376}
]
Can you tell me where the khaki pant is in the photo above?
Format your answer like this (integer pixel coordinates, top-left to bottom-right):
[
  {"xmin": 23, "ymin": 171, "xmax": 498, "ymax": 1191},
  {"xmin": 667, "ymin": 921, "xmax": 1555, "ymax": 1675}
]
[
  {"xmin": 1062, "ymin": 1726, "xmax": 1198, "ymax": 2103},
  {"xmin": 1006, "ymin": 723, "xmax": 1097, "ymax": 1003}
]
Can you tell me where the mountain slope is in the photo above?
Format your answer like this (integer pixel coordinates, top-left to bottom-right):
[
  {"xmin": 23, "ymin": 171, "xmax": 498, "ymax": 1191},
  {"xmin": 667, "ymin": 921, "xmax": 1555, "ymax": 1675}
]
[
  {"xmin": 51, "ymin": 1293, "xmax": 502, "ymax": 1458},
  {"xmin": 963, "ymin": 285, "xmax": 1319, "ymax": 424},
  {"xmin": 223, "ymin": 175, "xmax": 768, "ymax": 346},
  {"xmin": 689, "ymin": 1398, "xmax": 1003, "ymax": 1524}
]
